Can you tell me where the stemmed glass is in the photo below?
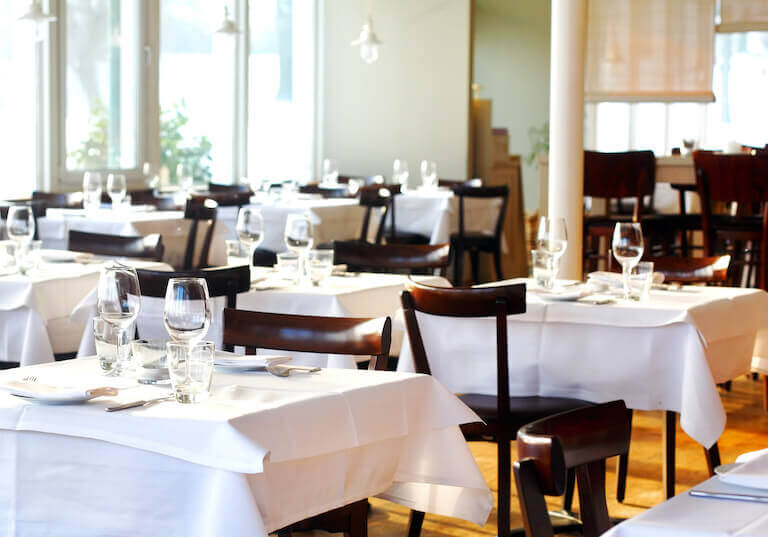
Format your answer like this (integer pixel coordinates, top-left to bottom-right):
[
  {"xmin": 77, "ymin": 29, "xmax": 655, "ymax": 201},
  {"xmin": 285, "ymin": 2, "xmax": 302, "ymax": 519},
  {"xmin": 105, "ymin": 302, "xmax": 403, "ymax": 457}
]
[
  {"xmin": 420, "ymin": 160, "xmax": 438, "ymax": 189},
  {"xmin": 236, "ymin": 207, "xmax": 265, "ymax": 268},
  {"xmin": 83, "ymin": 172, "xmax": 102, "ymax": 211},
  {"xmin": 284, "ymin": 214, "xmax": 314, "ymax": 282},
  {"xmin": 536, "ymin": 217, "xmax": 568, "ymax": 283},
  {"xmin": 322, "ymin": 158, "xmax": 339, "ymax": 185},
  {"xmin": 393, "ymin": 159, "xmax": 409, "ymax": 191},
  {"xmin": 177, "ymin": 163, "xmax": 194, "ymax": 193},
  {"xmin": 107, "ymin": 173, "xmax": 127, "ymax": 208},
  {"xmin": 612, "ymin": 222, "xmax": 645, "ymax": 300},
  {"xmin": 7, "ymin": 205, "xmax": 35, "ymax": 274},
  {"xmin": 97, "ymin": 262, "xmax": 141, "ymax": 376}
]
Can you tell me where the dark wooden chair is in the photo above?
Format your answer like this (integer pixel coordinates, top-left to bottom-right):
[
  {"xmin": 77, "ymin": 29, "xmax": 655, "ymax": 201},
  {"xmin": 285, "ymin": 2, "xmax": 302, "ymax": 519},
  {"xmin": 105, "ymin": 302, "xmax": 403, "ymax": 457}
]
[
  {"xmin": 358, "ymin": 185, "xmax": 393, "ymax": 243},
  {"xmin": 299, "ymin": 184, "xmax": 351, "ymax": 199},
  {"xmin": 449, "ymin": 184, "xmax": 508, "ymax": 285},
  {"xmin": 136, "ymin": 265, "xmax": 250, "ymax": 351},
  {"xmin": 252, "ymin": 248, "xmax": 277, "ymax": 267},
  {"xmin": 31, "ymin": 191, "xmax": 82, "ymax": 208},
  {"xmin": 401, "ymin": 280, "xmax": 592, "ymax": 537},
  {"xmin": 209, "ymin": 182, "xmax": 252, "ymax": 194},
  {"xmin": 333, "ymin": 241, "xmax": 450, "ymax": 276},
  {"xmin": 183, "ymin": 197, "xmax": 218, "ymax": 270},
  {"xmin": 193, "ymin": 191, "xmax": 251, "ymax": 207},
  {"xmin": 693, "ymin": 150, "xmax": 768, "ymax": 290},
  {"xmin": 68, "ymin": 230, "xmax": 164, "ymax": 261},
  {"xmin": 222, "ymin": 307, "xmax": 391, "ymax": 537},
  {"xmin": 514, "ymin": 400, "xmax": 630, "ymax": 537}
]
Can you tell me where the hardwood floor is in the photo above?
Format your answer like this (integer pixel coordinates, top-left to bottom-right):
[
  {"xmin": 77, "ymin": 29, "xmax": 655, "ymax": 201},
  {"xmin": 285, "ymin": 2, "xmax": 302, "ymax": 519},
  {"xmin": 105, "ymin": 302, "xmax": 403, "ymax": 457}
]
[{"xmin": 362, "ymin": 375, "xmax": 768, "ymax": 536}]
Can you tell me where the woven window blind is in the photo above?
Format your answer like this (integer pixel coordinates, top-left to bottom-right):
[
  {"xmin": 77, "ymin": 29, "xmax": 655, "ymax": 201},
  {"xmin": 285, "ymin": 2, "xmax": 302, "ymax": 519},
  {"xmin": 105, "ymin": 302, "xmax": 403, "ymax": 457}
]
[{"xmin": 719, "ymin": 0, "xmax": 768, "ymax": 32}]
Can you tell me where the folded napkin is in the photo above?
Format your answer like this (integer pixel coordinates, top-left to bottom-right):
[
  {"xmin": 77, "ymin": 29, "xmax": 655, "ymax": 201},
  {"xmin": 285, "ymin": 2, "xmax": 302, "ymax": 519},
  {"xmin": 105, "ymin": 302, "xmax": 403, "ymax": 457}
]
[
  {"xmin": 720, "ymin": 449, "xmax": 768, "ymax": 489},
  {"xmin": 40, "ymin": 249, "xmax": 94, "ymax": 263},
  {"xmin": 214, "ymin": 353, "xmax": 292, "ymax": 371},
  {"xmin": 587, "ymin": 271, "xmax": 665, "ymax": 288},
  {"xmin": 0, "ymin": 380, "xmax": 118, "ymax": 403}
]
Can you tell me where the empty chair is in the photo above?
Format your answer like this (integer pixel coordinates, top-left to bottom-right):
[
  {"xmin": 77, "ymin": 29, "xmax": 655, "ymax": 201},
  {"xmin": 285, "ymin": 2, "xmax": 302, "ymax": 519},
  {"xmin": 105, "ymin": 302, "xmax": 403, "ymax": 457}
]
[
  {"xmin": 333, "ymin": 241, "xmax": 450, "ymax": 275},
  {"xmin": 401, "ymin": 280, "xmax": 592, "ymax": 537},
  {"xmin": 357, "ymin": 185, "xmax": 393, "ymax": 243},
  {"xmin": 32, "ymin": 191, "xmax": 82, "ymax": 208},
  {"xmin": 449, "ymin": 184, "xmax": 508, "ymax": 285},
  {"xmin": 68, "ymin": 230, "xmax": 164, "ymax": 261},
  {"xmin": 514, "ymin": 400, "xmax": 630, "ymax": 537},
  {"xmin": 183, "ymin": 197, "xmax": 218, "ymax": 270},
  {"xmin": 298, "ymin": 184, "xmax": 351, "ymax": 199},
  {"xmin": 194, "ymin": 191, "xmax": 251, "ymax": 207},
  {"xmin": 208, "ymin": 182, "xmax": 251, "ymax": 194},
  {"xmin": 222, "ymin": 308, "xmax": 392, "ymax": 537},
  {"xmin": 652, "ymin": 255, "xmax": 731, "ymax": 284}
]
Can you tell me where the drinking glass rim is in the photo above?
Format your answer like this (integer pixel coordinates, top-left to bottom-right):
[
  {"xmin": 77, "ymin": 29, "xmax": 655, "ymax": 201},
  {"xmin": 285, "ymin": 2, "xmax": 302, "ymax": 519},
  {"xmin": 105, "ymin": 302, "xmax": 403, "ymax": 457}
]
[{"xmin": 166, "ymin": 340, "xmax": 215, "ymax": 350}]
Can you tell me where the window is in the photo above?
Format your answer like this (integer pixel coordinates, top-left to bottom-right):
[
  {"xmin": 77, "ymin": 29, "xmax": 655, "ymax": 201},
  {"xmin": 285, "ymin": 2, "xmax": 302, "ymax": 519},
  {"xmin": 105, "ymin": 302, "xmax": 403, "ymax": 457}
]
[
  {"xmin": 0, "ymin": 1, "xmax": 39, "ymax": 199},
  {"xmin": 64, "ymin": 0, "xmax": 141, "ymax": 171}
]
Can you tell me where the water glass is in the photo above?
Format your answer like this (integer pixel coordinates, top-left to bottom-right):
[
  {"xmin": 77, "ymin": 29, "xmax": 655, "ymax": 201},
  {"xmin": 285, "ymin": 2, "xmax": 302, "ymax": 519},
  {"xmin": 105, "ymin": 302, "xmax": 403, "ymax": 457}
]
[
  {"xmin": 107, "ymin": 173, "xmax": 127, "ymax": 207},
  {"xmin": 131, "ymin": 339, "xmax": 170, "ymax": 385},
  {"xmin": 630, "ymin": 261, "xmax": 655, "ymax": 302},
  {"xmin": 16, "ymin": 240, "xmax": 41, "ymax": 275},
  {"xmin": 612, "ymin": 222, "xmax": 645, "ymax": 299},
  {"xmin": 308, "ymin": 249, "xmax": 334, "ymax": 285},
  {"xmin": 531, "ymin": 249, "xmax": 555, "ymax": 289},
  {"xmin": 167, "ymin": 341, "xmax": 214, "ymax": 404},
  {"xmin": 83, "ymin": 172, "xmax": 103, "ymax": 211},
  {"xmin": 420, "ymin": 160, "xmax": 438, "ymax": 189},
  {"xmin": 225, "ymin": 239, "xmax": 249, "ymax": 266},
  {"xmin": 393, "ymin": 159, "xmax": 409, "ymax": 191},
  {"xmin": 0, "ymin": 241, "xmax": 17, "ymax": 273},
  {"xmin": 93, "ymin": 317, "xmax": 131, "ymax": 374},
  {"xmin": 276, "ymin": 252, "xmax": 300, "ymax": 282},
  {"xmin": 285, "ymin": 214, "xmax": 314, "ymax": 280},
  {"xmin": 6, "ymin": 205, "xmax": 35, "ymax": 244},
  {"xmin": 236, "ymin": 207, "xmax": 264, "ymax": 266},
  {"xmin": 321, "ymin": 158, "xmax": 339, "ymax": 185},
  {"xmin": 97, "ymin": 262, "xmax": 141, "ymax": 376}
]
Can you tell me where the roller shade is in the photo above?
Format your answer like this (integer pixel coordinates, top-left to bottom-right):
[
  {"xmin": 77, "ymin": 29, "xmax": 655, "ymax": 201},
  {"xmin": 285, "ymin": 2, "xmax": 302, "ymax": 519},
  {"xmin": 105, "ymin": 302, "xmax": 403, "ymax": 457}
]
[
  {"xmin": 719, "ymin": 0, "xmax": 768, "ymax": 32},
  {"xmin": 585, "ymin": 0, "xmax": 715, "ymax": 102}
]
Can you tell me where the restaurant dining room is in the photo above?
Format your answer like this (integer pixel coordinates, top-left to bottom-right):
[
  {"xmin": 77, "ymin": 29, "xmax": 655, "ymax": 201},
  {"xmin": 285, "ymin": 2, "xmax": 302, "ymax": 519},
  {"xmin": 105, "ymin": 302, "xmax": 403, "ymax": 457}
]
[{"xmin": 2, "ymin": 0, "xmax": 768, "ymax": 535}]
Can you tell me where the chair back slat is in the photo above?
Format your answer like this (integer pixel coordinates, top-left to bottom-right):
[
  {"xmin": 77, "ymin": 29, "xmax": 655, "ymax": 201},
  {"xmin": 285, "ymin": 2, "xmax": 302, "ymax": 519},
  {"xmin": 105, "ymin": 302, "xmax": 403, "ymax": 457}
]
[
  {"xmin": 333, "ymin": 241, "xmax": 450, "ymax": 274},
  {"xmin": 68, "ymin": 230, "xmax": 164, "ymax": 261},
  {"xmin": 222, "ymin": 309, "xmax": 391, "ymax": 370},
  {"xmin": 358, "ymin": 186, "xmax": 394, "ymax": 243},
  {"xmin": 136, "ymin": 265, "xmax": 250, "ymax": 299},
  {"xmin": 183, "ymin": 197, "xmax": 218, "ymax": 270}
]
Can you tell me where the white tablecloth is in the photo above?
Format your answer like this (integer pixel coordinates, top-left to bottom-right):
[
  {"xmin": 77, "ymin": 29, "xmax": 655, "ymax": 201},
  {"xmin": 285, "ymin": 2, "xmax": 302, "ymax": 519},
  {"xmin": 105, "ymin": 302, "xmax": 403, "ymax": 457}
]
[
  {"xmin": 0, "ymin": 359, "xmax": 491, "ymax": 536},
  {"xmin": 218, "ymin": 199, "xmax": 367, "ymax": 252},
  {"xmin": 393, "ymin": 189, "xmax": 501, "ymax": 244},
  {"xmin": 398, "ymin": 280, "xmax": 768, "ymax": 448},
  {"xmin": 0, "ymin": 259, "xmax": 168, "ymax": 365},
  {"xmin": 39, "ymin": 208, "xmax": 228, "ymax": 269},
  {"xmin": 75, "ymin": 271, "xmax": 450, "ymax": 368}
]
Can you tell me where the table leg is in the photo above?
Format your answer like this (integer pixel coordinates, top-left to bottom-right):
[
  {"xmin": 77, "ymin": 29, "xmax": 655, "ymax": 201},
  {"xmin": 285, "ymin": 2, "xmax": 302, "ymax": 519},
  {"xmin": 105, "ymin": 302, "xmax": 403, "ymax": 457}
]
[
  {"xmin": 663, "ymin": 410, "xmax": 676, "ymax": 499},
  {"xmin": 704, "ymin": 443, "xmax": 721, "ymax": 476}
]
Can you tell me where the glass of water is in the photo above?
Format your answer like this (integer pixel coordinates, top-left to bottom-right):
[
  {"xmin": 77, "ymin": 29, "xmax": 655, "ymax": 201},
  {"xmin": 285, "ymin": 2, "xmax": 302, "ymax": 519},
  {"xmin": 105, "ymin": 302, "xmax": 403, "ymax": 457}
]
[
  {"xmin": 93, "ymin": 317, "xmax": 130, "ymax": 374},
  {"xmin": 83, "ymin": 172, "xmax": 102, "ymax": 212},
  {"xmin": 420, "ymin": 160, "xmax": 438, "ymax": 190},
  {"xmin": 284, "ymin": 214, "xmax": 314, "ymax": 281},
  {"xmin": 308, "ymin": 249, "xmax": 334, "ymax": 285},
  {"xmin": 17, "ymin": 240, "xmax": 41, "ymax": 275},
  {"xmin": 107, "ymin": 173, "xmax": 127, "ymax": 207},
  {"xmin": 630, "ymin": 261, "xmax": 655, "ymax": 302},
  {"xmin": 167, "ymin": 341, "xmax": 214, "ymax": 403},
  {"xmin": 531, "ymin": 249, "xmax": 555, "ymax": 289},
  {"xmin": 236, "ymin": 207, "xmax": 264, "ymax": 267}
]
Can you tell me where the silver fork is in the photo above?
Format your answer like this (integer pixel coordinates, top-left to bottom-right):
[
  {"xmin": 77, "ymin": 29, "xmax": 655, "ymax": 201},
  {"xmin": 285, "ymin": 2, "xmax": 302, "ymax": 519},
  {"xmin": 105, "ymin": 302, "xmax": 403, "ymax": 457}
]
[{"xmin": 21, "ymin": 376, "xmax": 37, "ymax": 382}]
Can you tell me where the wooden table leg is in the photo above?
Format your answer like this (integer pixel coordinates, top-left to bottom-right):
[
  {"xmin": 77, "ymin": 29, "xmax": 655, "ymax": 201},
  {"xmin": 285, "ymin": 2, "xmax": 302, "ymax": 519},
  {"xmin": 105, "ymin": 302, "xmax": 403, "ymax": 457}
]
[
  {"xmin": 704, "ymin": 443, "xmax": 721, "ymax": 476},
  {"xmin": 662, "ymin": 410, "xmax": 676, "ymax": 499}
]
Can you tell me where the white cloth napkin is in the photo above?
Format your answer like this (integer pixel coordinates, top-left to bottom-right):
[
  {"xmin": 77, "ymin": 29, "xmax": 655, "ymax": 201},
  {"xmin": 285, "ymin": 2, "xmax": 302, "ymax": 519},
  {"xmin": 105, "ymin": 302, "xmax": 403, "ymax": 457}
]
[
  {"xmin": 587, "ymin": 270, "xmax": 665, "ymax": 288},
  {"xmin": 720, "ymin": 449, "xmax": 768, "ymax": 489},
  {"xmin": 214, "ymin": 353, "xmax": 291, "ymax": 370}
]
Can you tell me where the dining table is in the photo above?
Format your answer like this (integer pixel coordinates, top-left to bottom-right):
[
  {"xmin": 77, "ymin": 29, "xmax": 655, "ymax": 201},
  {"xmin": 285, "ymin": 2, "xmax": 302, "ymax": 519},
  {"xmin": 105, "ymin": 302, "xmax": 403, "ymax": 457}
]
[
  {"xmin": 0, "ymin": 255, "xmax": 169, "ymax": 366},
  {"xmin": 74, "ymin": 268, "xmax": 450, "ymax": 368},
  {"xmin": 0, "ymin": 357, "xmax": 491, "ymax": 537},
  {"xmin": 397, "ymin": 279, "xmax": 768, "ymax": 491},
  {"xmin": 38, "ymin": 207, "xmax": 228, "ymax": 269}
]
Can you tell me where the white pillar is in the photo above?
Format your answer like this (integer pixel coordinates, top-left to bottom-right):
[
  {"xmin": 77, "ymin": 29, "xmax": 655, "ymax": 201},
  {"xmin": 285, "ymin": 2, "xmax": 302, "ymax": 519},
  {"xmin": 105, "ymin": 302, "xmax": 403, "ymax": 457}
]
[{"xmin": 548, "ymin": 0, "xmax": 587, "ymax": 280}]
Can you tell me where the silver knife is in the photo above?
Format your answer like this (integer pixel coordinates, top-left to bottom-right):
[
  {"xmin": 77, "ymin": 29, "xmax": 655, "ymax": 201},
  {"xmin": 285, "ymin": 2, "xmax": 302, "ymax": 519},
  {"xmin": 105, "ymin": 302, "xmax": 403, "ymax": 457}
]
[
  {"xmin": 690, "ymin": 489, "xmax": 768, "ymax": 503},
  {"xmin": 105, "ymin": 395, "xmax": 173, "ymax": 412}
]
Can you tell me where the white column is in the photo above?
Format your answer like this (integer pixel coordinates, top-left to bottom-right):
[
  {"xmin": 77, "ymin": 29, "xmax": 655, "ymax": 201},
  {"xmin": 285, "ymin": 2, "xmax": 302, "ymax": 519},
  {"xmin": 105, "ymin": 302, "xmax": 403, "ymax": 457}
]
[{"xmin": 548, "ymin": 0, "xmax": 587, "ymax": 280}]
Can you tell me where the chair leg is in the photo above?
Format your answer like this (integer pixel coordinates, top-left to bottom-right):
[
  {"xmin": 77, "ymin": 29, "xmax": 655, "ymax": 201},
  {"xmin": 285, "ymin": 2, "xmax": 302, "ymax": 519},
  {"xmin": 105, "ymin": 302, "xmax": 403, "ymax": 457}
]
[
  {"xmin": 704, "ymin": 443, "xmax": 721, "ymax": 476},
  {"xmin": 469, "ymin": 250, "xmax": 480, "ymax": 284},
  {"xmin": 763, "ymin": 375, "xmax": 768, "ymax": 413},
  {"xmin": 498, "ymin": 438, "xmax": 512, "ymax": 537},
  {"xmin": 616, "ymin": 408, "xmax": 633, "ymax": 503},
  {"xmin": 562, "ymin": 468, "xmax": 576, "ymax": 513},
  {"xmin": 347, "ymin": 500, "xmax": 369, "ymax": 537},
  {"xmin": 493, "ymin": 248, "xmax": 503, "ymax": 281},
  {"xmin": 453, "ymin": 246, "xmax": 465, "ymax": 286},
  {"xmin": 407, "ymin": 510, "xmax": 425, "ymax": 537},
  {"xmin": 663, "ymin": 410, "xmax": 676, "ymax": 499}
]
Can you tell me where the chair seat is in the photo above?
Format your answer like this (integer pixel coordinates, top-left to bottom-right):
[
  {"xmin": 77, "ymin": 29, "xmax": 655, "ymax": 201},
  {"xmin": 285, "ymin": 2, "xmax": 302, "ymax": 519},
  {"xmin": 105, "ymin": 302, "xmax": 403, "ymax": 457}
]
[
  {"xmin": 584, "ymin": 215, "xmax": 633, "ymax": 234},
  {"xmin": 458, "ymin": 393, "xmax": 593, "ymax": 435},
  {"xmin": 385, "ymin": 230, "xmax": 431, "ymax": 245},
  {"xmin": 641, "ymin": 213, "xmax": 702, "ymax": 230},
  {"xmin": 450, "ymin": 231, "xmax": 497, "ymax": 250}
]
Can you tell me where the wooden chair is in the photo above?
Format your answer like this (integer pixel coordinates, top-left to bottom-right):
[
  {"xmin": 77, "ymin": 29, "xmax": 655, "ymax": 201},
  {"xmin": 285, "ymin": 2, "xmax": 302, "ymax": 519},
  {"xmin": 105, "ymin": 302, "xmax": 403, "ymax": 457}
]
[
  {"xmin": 333, "ymin": 241, "xmax": 450, "ymax": 276},
  {"xmin": 182, "ymin": 197, "xmax": 218, "ymax": 270},
  {"xmin": 514, "ymin": 400, "xmax": 630, "ymax": 537},
  {"xmin": 31, "ymin": 191, "xmax": 82, "ymax": 208},
  {"xmin": 193, "ymin": 191, "xmax": 251, "ymax": 207},
  {"xmin": 222, "ymin": 307, "xmax": 391, "ymax": 537},
  {"xmin": 299, "ymin": 184, "xmax": 351, "ymax": 199},
  {"xmin": 358, "ymin": 185, "xmax": 393, "ymax": 243},
  {"xmin": 68, "ymin": 230, "xmax": 164, "ymax": 261},
  {"xmin": 136, "ymin": 265, "xmax": 250, "ymax": 351},
  {"xmin": 252, "ymin": 248, "xmax": 277, "ymax": 267},
  {"xmin": 208, "ymin": 182, "xmax": 251, "ymax": 194},
  {"xmin": 401, "ymin": 280, "xmax": 592, "ymax": 537},
  {"xmin": 449, "ymin": 184, "xmax": 508, "ymax": 285},
  {"xmin": 693, "ymin": 151, "xmax": 768, "ymax": 289}
]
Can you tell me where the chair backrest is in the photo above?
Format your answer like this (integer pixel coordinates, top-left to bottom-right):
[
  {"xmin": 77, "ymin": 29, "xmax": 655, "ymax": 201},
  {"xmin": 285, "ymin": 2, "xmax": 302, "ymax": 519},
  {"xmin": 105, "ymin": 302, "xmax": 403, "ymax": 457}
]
[
  {"xmin": 194, "ymin": 191, "xmax": 252, "ymax": 207},
  {"xmin": 333, "ymin": 241, "xmax": 451, "ymax": 275},
  {"xmin": 31, "ymin": 191, "xmax": 83, "ymax": 208},
  {"xmin": 298, "ymin": 184, "xmax": 351, "ymax": 199},
  {"xmin": 358, "ymin": 185, "xmax": 393, "ymax": 243},
  {"xmin": 514, "ymin": 400, "xmax": 630, "ymax": 537},
  {"xmin": 68, "ymin": 230, "xmax": 165, "ymax": 261},
  {"xmin": 401, "ymin": 280, "xmax": 526, "ymax": 431},
  {"xmin": 222, "ymin": 308, "xmax": 392, "ymax": 370},
  {"xmin": 583, "ymin": 150, "xmax": 656, "ymax": 219},
  {"xmin": 652, "ymin": 255, "xmax": 731, "ymax": 284},
  {"xmin": 451, "ymin": 184, "xmax": 509, "ymax": 241},
  {"xmin": 183, "ymin": 197, "xmax": 218, "ymax": 270},
  {"xmin": 693, "ymin": 151, "xmax": 768, "ymax": 205},
  {"xmin": 209, "ymin": 182, "xmax": 251, "ymax": 194}
]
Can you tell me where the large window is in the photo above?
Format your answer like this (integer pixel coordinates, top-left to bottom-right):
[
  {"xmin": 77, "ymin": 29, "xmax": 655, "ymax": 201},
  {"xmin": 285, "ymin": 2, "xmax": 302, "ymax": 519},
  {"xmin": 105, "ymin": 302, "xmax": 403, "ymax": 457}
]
[
  {"xmin": 0, "ymin": 0, "xmax": 38, "ymax": 199},
  {"xmin": 587, "ymin": 32, "xmax": 768, "ymax": 153}
]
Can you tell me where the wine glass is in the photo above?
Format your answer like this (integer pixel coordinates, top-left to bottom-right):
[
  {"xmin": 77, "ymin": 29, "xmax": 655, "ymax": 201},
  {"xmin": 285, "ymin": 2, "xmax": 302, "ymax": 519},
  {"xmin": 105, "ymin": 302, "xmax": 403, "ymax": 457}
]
[
  {"xmin": 83, "ymin": 172, "xmax": 103, "ymax": 211},
  {"xmin": 107, "ymin": 173, "xmax": 127, "ymax": 208},
  {"xmin": 612, "ymin": 222, "xmax": 645, "ymax": 299},
  {"xmin": 143, "ymin": 162, "xmax": 160, "ymax": 189},
  {"xmin": 284, "ymin": 214, "xmax": 314, "ymax": 281},
  {"xmin": 163, "ymin": 277, "xmax": 212, "ymax": 347},
  {"xmin": 393, "ymin": 159, "xmax": 409, "ymax": 191},
  {"xmin": 177, "ymin": 163, "xmax": 194, "ymax": 192},
  {"xmin": 6, "ymin": 205, "xmax": 35, "ymax": 245},
  {"xmin": 420, "ymin": 160, "xmax": 438, "ymax": 189},
  {"xmin": 236, "ymin": 207, "xmax": 264, "ymax": 267},
  {"xmin": 322, "ymin": 158, "xmax": 339, "ymax": 185},
  {"xmin": 97, "ymin": 262, "xmax": 141, "ymax": 376},
  {"xmin": 536, "ymin": 217, "xmax": 568, "ymax": 283}
]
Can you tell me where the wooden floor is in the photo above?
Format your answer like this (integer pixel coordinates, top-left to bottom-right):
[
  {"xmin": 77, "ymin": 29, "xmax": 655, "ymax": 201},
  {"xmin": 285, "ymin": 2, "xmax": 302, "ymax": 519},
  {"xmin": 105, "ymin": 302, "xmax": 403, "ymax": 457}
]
[{"xmin": 361, "ymin": 375, "xmax": 768, "ymax": 536}]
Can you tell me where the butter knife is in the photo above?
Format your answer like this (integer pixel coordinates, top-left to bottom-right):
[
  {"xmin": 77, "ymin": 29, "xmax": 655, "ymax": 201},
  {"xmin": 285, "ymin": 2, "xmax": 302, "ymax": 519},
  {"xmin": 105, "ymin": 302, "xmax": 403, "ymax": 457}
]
[{"xmin": 105, "ymin": 395, "xmax": 173, "ymax": 412}]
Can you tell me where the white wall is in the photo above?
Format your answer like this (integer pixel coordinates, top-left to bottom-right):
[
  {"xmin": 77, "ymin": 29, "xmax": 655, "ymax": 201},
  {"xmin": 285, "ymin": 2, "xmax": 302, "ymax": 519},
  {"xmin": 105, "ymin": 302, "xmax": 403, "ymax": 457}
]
[
  {"xmin": 320, "ymin": 0, "xmax": 472, "ymax": 181},
  {"xmin": 473, "ymin": 0, "xmax": 551, "ymax": 211}
]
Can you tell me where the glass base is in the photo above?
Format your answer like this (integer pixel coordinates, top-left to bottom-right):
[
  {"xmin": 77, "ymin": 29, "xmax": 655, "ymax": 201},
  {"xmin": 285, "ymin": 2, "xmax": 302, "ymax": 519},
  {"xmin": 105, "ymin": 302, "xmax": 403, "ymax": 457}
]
[{"xmin": 173, "ymin": 387, "xmax": 208, "ymax": 404}]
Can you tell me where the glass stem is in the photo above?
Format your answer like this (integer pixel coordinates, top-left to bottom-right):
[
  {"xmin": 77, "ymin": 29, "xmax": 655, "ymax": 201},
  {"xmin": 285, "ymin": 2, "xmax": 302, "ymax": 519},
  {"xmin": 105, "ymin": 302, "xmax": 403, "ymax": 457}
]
[
  {"xmin": 115, "ymin": 328, "xmax": 122, "ymax": 375},
  {"xmin": 622, "ymin": 263, "xmax": 631, "ymax": 299}
]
